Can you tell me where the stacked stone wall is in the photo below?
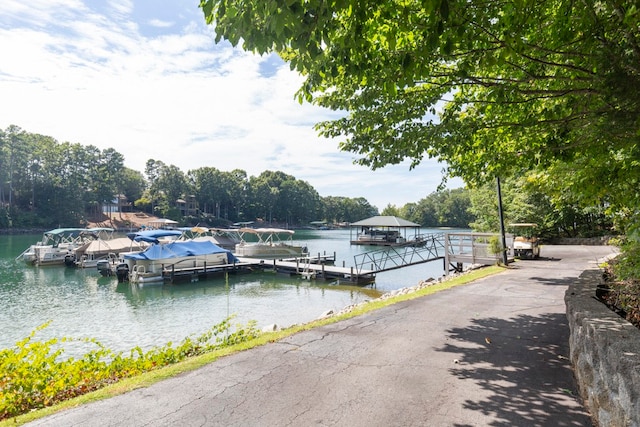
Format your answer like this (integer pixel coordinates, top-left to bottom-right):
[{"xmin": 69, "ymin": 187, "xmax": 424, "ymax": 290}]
[
  {"xmin": 565, "ymin": 270, "xmax": 640, "ymax": 426},
  {"xmin": 552, "ymin": 236, "xmax": 613, "ymax": 246}
]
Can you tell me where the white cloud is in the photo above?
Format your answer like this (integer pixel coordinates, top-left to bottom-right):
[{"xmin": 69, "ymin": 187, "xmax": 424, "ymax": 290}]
[{"xmin": 0, "ymin": 0, "xmax": 463, "ymax": 211}]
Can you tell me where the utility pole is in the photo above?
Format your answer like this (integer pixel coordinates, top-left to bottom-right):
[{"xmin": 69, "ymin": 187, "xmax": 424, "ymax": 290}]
[{"xmin": 496, "ymin": 177, "xmax": 508, "ymax": 265}]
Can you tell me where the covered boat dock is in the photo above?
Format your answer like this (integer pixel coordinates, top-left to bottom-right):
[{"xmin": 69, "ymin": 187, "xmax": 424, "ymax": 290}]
[{"xmin": 349, "ymin": 215, "xmax": 424, "ymax": 246}]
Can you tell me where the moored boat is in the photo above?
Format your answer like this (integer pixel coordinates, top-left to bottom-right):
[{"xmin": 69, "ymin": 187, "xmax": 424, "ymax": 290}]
[
  {"xmin": 67, "ymin": 236, "xmax": 147, "ymax": 268},
  {"xmin": 120, "ymin": 236, "xmax": 238, "ymax": 284},
  {"xmin": 177, "ymin": 226, "xmax": 242, "ymax": 251},
  {"xmin": 349, "ymin": 216, "xmax": 426, "ymax": 247},
  {"xmin": 17, "ymin": 228, "xmax": 100, "ymax": 266},
  {"xmin": 233, "ymin": 228, "xmax": 308, "ymax": 259},
  {"xmin": 95, "ymin": 229, "xmax": 182, "ymax": 278}
]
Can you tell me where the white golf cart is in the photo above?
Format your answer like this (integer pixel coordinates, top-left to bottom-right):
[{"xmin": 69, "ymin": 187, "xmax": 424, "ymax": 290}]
[{"xmin": 509, "ymin": 223, "xmax": 540, "ymax": 259}]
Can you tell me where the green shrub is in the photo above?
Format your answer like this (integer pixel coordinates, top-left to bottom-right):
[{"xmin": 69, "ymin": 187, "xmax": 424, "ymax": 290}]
[
  {"xmin": 613, "ymin": 239, "xmax": 640, "ymax": 282},
  {"xmin": 488, "ymin": 235, "xmax": 504, "ymax": 260},
  {"xmin": 0, "ymin": 317, "xmax": 259, "ymax": 420}
]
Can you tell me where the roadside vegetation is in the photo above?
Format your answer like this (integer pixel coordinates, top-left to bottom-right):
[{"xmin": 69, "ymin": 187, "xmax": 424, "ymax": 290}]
[
  {"xmin": 601, "ymin": 238, "xmax": 640, "ymax": 330},
  {"xmin": 0, "ymin": 317, "xmax": 259, "ymax": 421}
]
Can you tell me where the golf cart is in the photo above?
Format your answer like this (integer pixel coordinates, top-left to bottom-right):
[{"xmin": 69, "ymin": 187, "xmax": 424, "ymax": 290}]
[{"xmin": 509, "ymin": 223, "xmax": 540, "ymax": 259}]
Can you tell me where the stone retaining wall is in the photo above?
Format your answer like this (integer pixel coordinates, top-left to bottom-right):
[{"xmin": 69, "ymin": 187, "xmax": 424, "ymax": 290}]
[
  {"xmin": 552, "ymin": 236, "xmax": 614, "ymax": 245},
  {"xmin": 565, "ymin": 270, "xmax": 640, "ymax": 427}
]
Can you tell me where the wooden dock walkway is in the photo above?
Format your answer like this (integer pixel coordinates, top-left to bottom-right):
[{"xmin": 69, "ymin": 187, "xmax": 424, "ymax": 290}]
[
  {"xmin": 158, "ymin": 261, "xmax": 254, "ymax": 284},
  {"xmin": 238, "ymin": 256, "xmax": 376, "ymax": 285}
]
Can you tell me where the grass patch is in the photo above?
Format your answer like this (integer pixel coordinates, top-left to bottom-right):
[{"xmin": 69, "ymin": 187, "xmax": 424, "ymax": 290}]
[{"xmin": 2, "ymin": 265, "xmax": 505, "ymax": 426}]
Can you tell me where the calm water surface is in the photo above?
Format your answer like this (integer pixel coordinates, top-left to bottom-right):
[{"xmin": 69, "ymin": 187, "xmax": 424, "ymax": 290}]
[{"xmin": 0, "ymin": 229, "xmax": 455, "ymax": 355}]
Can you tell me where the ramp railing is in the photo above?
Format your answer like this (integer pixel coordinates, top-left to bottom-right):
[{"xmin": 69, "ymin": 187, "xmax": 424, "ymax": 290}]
[{"xmin": 353, "ymin": 233, "xmax": 446, "ymax": 274}]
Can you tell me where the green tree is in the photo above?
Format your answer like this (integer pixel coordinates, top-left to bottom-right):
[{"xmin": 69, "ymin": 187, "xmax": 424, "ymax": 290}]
[
  {"xmin": 86, "ymin": 147, "xmax": 125, "ymax": 216},
  {"xmin": 320, "ymin": 196, "xmax": 377, "ymax": 224},
  {"xmin": 189, "ymin": 167, "xmax": 228, "ymax": 217},
  {"xmin": 119, "ymin": 167, "xmax": 146, "ymax": 210},
  {"xmin": 144, "ymin": 160, "xmax": 192, "ymax": 218},
  {"xmin": 392, "ymin": 188, "xmax": 473, "ymax": 227},
  {"xmin": 467, "ymin": 176, "xmax": 611, "ymax": 238},
  {"xmin": 225, "ymin": 169, "xmax": 248, "ymax": 220},
  {"xmin": 200, "ymin": 0, "xmax": 639, "ymax": 233},
  {"xmin": 380, "ymin": 204, "xmax": 400, "ymax": 217},
  {"xmin": 279, "ymin": 179, "xmax": 322, "ymax": 225},
  {"xmin": 469, "ymin": 178, "xmax": 542, "ymax": 233}
]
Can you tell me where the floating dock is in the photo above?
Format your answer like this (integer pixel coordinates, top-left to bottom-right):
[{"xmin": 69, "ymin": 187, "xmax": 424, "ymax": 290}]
[
  {"xmin": 239, "ymin": 255, "xmax": 376, "ymax": 285},
  {"xmin": 134, "ymin": 261, "xmax": 254, "ymax": 284}
]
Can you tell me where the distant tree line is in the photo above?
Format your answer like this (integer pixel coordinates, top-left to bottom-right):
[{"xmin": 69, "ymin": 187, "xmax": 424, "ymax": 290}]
[
  {"xmin": 0, "ymin": 126, "xmax": 381, "ymax": 228},
  {"xmin": 0, "ymin": 125, "xmax": 611, "ymax": 235}
]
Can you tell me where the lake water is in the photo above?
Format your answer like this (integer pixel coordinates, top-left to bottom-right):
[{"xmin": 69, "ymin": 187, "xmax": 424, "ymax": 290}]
[{"xmin": 0, "ymin": 228, "xmax": 458, "ymax": 356}]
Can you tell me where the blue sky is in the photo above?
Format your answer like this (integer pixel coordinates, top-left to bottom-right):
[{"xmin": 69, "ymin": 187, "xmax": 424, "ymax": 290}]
[{"xmin": 0, "ymin": 0, "xmax": 463, "ymax": 210}]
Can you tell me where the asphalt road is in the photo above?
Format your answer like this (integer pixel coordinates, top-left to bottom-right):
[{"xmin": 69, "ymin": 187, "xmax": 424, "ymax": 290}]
[{"xmin": 27, "ymin": 245, "xmax": 616, "ymax": 427}]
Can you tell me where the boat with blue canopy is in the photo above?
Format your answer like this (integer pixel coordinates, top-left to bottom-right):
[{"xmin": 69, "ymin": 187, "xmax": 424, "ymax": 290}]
[
  {"xmin": 126, "ymin": 229, "xmax": 183, "ymax": 244},
  {"xmin": 120, "ymin": 240, "xmax": 239, "ymax": 284}
]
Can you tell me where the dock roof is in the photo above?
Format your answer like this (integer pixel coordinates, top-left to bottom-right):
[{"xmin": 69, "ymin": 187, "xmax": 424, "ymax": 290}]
[{"xmin": 350, "ymin": 215, "xmax": 420, "ymax": 227}]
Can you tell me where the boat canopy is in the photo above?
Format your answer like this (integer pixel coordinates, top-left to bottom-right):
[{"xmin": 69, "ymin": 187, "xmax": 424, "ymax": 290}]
[
  {"xmin": 350, "ymin": 216, "xmax": 420, "ymax": 228},
  {"xmin": 126, "ymin": 229, "xmax": 182, "ymax": 243},
  {"xmin": 85, "ymin": 227, "xmax": 115, "ymax": 233},
  {"xmin": 147, "ymin": 218, "xmax": 179, "ymax": 229},
  {"xmin": 123, "ymin": 240, "xmax": 238, "ymax": 263},
  {"xmin": 42, "ymin": 228, "xmax": 91, "ymax": 245},
  {"xmin": 44, "ymin": 228, "xmax": 88, "ymax": 237},
  {"xmin": 79, "ymin": 237, "xmax": 145, "ymax": 255},
  {"xmin": 238, "ymin": 228, "xmax": 295, "ymax": 235}
]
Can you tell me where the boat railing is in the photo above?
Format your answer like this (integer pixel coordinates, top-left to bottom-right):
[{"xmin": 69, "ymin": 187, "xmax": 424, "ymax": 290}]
[
  {"xmin": 15, "ymin": 247, "xmax": 33, "ymax": 262},
  {"xmin": 133, "ymin": 265, "xmax": 146, "ymax": 274}
]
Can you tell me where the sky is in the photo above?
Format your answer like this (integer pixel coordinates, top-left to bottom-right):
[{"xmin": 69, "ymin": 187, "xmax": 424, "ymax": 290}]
[{"xmin": 0, "ymin": 0, "xmax": 464, "ymax": 211}]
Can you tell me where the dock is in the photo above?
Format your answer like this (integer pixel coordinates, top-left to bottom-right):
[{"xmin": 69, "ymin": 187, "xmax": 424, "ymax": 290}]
[
  {"xmin": 132, "ymin": 232, "xmax": 515, "ymax": 285},
  {"xmin": 143, "ymin": 261, "xmax": 255, "ymax": 284},
  {"xmin": 237, "ymin": 252, "xmax": 377, "ymax": 285}
]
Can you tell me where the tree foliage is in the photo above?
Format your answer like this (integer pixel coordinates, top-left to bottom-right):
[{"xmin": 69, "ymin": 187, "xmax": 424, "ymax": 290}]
[
  {"xmin": 0, "ymin": 126, "xmax": 125, "ymax": 227},
  {"xmin": 200, "ymin": 0, "xmax": 640, "ymax": 228},
  {"xmin": 321, "ymin": 196, "xmax": 378, "ymax": 223},
  {"xmin": 1, "ymin": 318, "xmax": 259, "ymax": 420},
  {"xmin": 468, "ymin": 176, "xmax": 612, "ymax": 238},
  {"xmin": 383, "ymin": 188, "xmax": 474, "ymax": 228},
  {"xmin": 0, "ymin": 126, "xmax": 381, "ymax": 228}
]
